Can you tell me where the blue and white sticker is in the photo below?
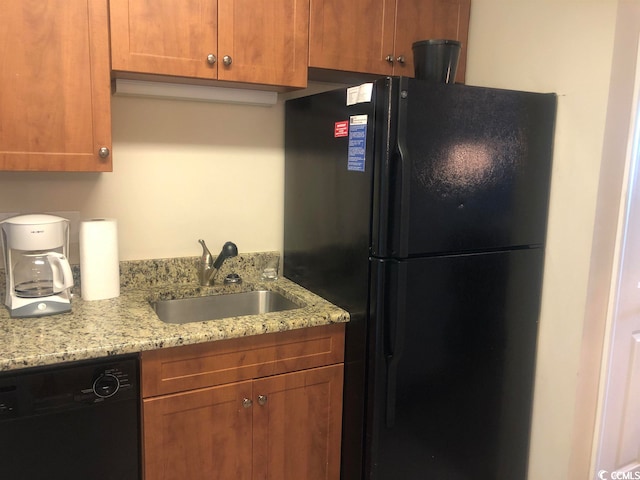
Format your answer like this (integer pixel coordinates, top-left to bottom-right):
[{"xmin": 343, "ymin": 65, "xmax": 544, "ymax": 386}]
[{"xmin": 348, "ymin": 114, "xmax": 367, "ymax": 172}]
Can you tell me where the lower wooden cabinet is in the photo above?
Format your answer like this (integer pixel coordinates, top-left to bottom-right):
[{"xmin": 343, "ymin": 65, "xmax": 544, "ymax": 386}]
[
  {"xmin": 253, "ymin": 365, "xmax": 343, "ymax": 480},
  {"xmin": 144, "ymin": 380, "xmax": 253, "ymax": 479},
  {"xmin": 141, "ymin": 324, "xmax": 345, "ymax": 480}
]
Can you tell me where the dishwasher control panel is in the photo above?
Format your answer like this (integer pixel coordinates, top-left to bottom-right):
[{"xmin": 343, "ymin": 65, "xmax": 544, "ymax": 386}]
[
  {"xmin": 85, "ymin": 365, "xmax": 134, "ymax": 400},
  {"xmin": 0, "ymin": 354, "xmax": 139, "ymax": 418}
]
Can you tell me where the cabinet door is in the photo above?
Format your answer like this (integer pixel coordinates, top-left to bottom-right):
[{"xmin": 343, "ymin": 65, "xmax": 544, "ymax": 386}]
[
  {"xmin": 143, "ymin": 381, "xmax": 253, "ymax": 480},
  {"xmin": 253, "ymin": 365, "xmax": 344, "ymax": 480},
  {"xmin": 217, "ymin": 0, "xmax": 309, "ymax": 88},
  {"xmin": 393, "ymin": 0, "xmax": 471, "ymax": 82},
  {"xmin": 309, "ymin": 0, "xmax": 396, "ymax": 75},
  {"xmin": 0, "ymin": 0, "xmax": 112, "ymax": 171},
  {"xmin": 110, "ymin": 0, "xmax": 218, "ymax": 79}
]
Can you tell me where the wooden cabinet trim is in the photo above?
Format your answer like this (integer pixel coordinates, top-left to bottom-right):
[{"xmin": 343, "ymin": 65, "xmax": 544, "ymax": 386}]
[{"xmin": 141, "ymin": 323, "xmax": 345, "ymax": 398}]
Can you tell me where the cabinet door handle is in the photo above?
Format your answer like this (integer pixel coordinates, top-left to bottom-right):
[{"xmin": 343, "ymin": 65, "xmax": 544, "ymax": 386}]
[
  {"xmin": 385, "ymin": 55, "xmax": 394, "ymax": 64},
  {"xmin": 223, "ymin": 55, "xmax": 232, "ymax": 66},
  {"xmin": 207, "ymin": 53, "xmax": 217, "ymax": 65},
  {"xmin": 396, "ymin": 55, "xmax": 406, "ymax": 64},
  {"xmin": 257, "ymin": 394, "xmax": 268, "ymax": 406},
  {"xmin": 242, "ymin": 397, "xmax": 253, "ymax": 408},
  {"xmin": 98, "ymin": 147, "xmax": 110, "ymax": 159}
]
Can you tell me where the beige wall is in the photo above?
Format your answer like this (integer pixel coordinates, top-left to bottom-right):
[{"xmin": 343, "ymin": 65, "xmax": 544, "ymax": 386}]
[
  {"xmin": 466, "ymin": 1, "xmax": 618, "ymax": 479},
  {"xmin": 0, "ymin": 2, "xmax": 627, "ymax": 478},
  {"xmin": 0, "ymin": 97, "xmax": 286, "ymax": 261}
]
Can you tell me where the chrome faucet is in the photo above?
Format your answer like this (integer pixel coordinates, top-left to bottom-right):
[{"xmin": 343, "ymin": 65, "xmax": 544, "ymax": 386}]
[{"xmin": 198, "ymin": 239, "xmax": 238, "ymax": 286}]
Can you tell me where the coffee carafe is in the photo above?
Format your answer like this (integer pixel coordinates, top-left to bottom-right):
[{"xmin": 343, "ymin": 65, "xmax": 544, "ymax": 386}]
[{"xmin": 1, "ymin": 214, "xmax": 74, "ymax": 317}]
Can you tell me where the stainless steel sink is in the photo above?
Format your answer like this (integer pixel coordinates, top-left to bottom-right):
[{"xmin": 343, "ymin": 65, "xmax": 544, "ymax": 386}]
[{"xmin": 151, "ymin": 290, "xmax": 301, "ymax": 324}]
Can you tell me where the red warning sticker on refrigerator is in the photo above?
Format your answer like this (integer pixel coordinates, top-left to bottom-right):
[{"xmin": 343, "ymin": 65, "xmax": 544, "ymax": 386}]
[{"xmin": 334, "ymin": 120, "xmax": 349, "ymax": 137}]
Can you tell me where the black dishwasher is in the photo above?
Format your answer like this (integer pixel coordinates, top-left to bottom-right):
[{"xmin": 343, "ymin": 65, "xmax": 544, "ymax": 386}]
[{"xmin": 0, "ymin": 354, "xmax": 140, "ymax": 480}]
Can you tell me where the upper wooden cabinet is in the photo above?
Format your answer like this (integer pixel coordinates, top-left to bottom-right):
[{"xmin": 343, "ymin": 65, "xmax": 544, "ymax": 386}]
[
  {"xmin": 109, "ymin": 0, "xmax": 309, "ymax": 88},
  {"xmin": 309, "ymin": 0, "xmax": 471, "ymax": 83},
  {"xmin": 0, "ymin": 0, "xmax": 112, "ymax": 172}
]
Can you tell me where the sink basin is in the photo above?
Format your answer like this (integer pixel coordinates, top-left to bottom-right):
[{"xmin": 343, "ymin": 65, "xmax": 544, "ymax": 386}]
[{"xmin": 151, "ymin": 290, "xmax": 301, "ymax": 324}]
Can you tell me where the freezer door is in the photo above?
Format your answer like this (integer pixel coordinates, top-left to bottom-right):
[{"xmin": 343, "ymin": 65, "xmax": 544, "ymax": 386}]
[
  {"xmin": 373, "ymin": 78, "xmax": 556, "ymax": 258},
  {"xmin": 365, "ymin": 248, "xmax": 544, "ymax": 480}
]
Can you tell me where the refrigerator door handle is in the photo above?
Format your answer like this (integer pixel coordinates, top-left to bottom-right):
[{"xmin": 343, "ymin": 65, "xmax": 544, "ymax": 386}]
[
  {"xmin": 383, "ymin": 261, "xmax": 407, "ymax": 427},
  {"xmin": 393, "ymin": 80, "xmax": 411, "ymax": 258}
]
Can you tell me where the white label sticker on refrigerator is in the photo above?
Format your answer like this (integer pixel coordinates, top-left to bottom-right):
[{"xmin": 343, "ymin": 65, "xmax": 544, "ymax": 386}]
[
  {"xmin": 348, "ymin": 115, "xmax": 367, "ymax": 172},
  {"xmin": 346, "ymin": 83, "xmax": 374, "ymax": 106}
]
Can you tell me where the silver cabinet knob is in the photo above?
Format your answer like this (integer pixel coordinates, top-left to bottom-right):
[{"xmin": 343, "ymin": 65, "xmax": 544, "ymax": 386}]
[
  {"xmin": 207, "ymin": 53, "xmax": 217, "ymax": 65},
  {"xmin": 223, "ymin": 55, "xmax": 232, "ymax": 66},
  {"xmin": 98, "ymin": 147, "xmax": 110, "ymax": 159},
  {"xmin": 385, "ymin": 55, "xmax": 394, "ymax": 64},
  {"xmin": 396, "ymin": 55, "xmax": 406, "ymax": 64},
  {"xmin": 257, "ymin": 394, "xmax": 268, "ymax": 406},
  {"xmin": 242, "ymin": 398, "xmax": 253, "ymax": 408}
]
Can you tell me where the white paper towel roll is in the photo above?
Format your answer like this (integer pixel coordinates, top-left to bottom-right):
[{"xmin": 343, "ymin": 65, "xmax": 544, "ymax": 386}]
[{"xmin": 79, "ymin": 219, "xmax": 120, "ymax": 301}]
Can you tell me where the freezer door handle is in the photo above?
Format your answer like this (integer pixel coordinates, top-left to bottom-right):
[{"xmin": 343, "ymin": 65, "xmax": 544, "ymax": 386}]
[
  {"xmin": 383, "ymin": 262, "xmax": 407, "ymax": 427},
  {"xmin": 373, "ymin": 77, "xmax": 411, "ymax": 258}
]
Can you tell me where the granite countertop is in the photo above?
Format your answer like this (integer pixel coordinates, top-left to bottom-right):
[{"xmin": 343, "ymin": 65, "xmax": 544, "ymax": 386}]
[{"xmin": 0, "ymin": 253, "xmax": 349, "ymax": 372}]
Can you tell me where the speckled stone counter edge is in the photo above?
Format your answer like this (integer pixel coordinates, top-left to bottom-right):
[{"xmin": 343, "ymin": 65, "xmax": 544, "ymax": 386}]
[{"xmin": 0, "ymin": 252, "xmax": 349, "ymax": 372}]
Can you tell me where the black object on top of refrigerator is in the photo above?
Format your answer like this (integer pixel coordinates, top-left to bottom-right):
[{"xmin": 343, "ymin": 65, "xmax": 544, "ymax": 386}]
[{"xmin": 284, "ymin": 77, "xmax": 556, "ymax": 480}]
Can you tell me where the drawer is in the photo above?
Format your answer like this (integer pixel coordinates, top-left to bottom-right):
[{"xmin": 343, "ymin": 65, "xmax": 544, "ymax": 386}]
[{"xmin": 141, "ymin": 323, "xmax": 345, "ymax": 397}]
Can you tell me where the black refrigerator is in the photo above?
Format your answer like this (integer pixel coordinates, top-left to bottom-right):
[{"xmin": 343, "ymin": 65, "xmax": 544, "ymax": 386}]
[{"xmin": 283, "ymin": 76, "xmax": 556, "ymax": 480}]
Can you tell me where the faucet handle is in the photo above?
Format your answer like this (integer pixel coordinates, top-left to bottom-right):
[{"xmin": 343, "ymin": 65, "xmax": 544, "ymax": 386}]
[
  {"xmin": 198, "ymin": 239, "xmax": 214, "ymax": 286},
  {"xmin": 198, "ymin": 240, "xmax": 238, "ymax": 286},
  {"xmin": 199, "ymin": 239, "xmax": 213, "ymax": 265},
  {"xmin": 213, "ymin": 241, "xmax": 238, "ymax": 269}
]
